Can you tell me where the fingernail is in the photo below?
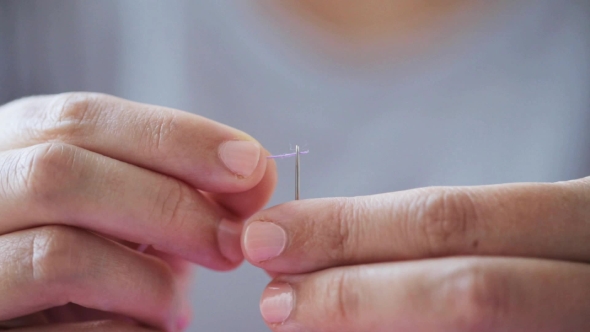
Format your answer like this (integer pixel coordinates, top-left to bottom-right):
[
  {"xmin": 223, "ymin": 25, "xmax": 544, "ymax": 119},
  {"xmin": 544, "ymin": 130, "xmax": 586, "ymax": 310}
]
[
  {"xmin": 244, "ymin": 221, "xmax": 287, "ymax": 262},
  {"xmin": 218, "ymin": 140, "xmax": 261, "ymax": 178},
  {"xmin": 217, "ymin": 219, "xmax": 244, "ymax": 264},
  {"xmin": 260, "ymin": 283, "xmax": 294, "ymax": 324}
]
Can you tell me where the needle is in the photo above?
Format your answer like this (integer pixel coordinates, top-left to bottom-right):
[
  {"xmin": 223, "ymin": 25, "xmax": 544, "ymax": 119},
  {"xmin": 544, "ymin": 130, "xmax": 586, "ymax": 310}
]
[
  {"xmin": 295, "ymin": 145, "xmax": 300, "ymax": 200},
  {"xmin": 266, "ymin": 146, "xmax": 307, "ymax": 200}
]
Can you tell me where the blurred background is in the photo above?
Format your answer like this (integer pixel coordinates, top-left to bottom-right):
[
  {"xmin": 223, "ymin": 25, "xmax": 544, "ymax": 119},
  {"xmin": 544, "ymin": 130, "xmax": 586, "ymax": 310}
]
[{"xmin": 1, "ymin": 0, "xmax": 589, "ymax": 330}]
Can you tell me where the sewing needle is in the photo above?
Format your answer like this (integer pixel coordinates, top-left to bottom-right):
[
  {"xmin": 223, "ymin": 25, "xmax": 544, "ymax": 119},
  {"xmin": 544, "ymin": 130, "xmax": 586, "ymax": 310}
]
[
  {"xmin": 266, "ymin": 145, "xmax": 308, "ymax": 200},
  {"xmin": 295, "ymin": 145, "xmax": 300, "ymax": 200}
]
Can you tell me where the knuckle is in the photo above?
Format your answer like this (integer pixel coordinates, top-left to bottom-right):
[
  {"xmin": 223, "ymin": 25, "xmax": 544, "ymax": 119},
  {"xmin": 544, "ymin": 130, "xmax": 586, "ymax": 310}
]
[
  {"xmin": 322, "ymin": 198, "xmax": 357, "ymax": 262},
  {"xmin": 42, "ymin": 92, "xmax": 104, "ymax": 141},
  {"xmin": 0, "ymin": 96, "xmax": 33, "ymax": 116},
  {"xmin": 21, "ymin": 143, "xmax": 83, "ymax": 204},
  {"xmin": 323, "ymin": 269, "xmax": 361, "ymax": 324},
  {"xmin": 442, "ymin": 264, "xmax": 506, "ymax": 332},
  {"xmin": 413, "ymin": 188, "xmax": 479, "ymax": 255},
  {"xmin": 30, "ymin": 225, "xmax": 90, "ymax": 286},
  {"xmin": 0, "ymin": 95, "xmax": 48, "ymax": 117},
  {"xmin": 151, "ymin": 180, "xmax": 193, "ymax": 234},
  {"xmin": 139, "ymin": 111, "xmax": 178, "ymax": 155},
  {"xmin": 0, "ymin": 149, "xmax": 30, "ymax": 198}
]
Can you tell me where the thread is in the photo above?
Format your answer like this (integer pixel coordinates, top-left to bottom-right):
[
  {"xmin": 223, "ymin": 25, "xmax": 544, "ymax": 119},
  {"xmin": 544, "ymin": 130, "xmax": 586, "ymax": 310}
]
[{"xmin": 267, "ymin": 150, "xmax": 309, "ymax": 159}]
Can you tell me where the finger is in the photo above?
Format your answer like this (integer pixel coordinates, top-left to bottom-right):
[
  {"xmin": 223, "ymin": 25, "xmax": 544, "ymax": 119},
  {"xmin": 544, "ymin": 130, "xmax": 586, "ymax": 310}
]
[
  {"xmin": 260, "ymin": 257, "xmax": 590, "ymax": 332},
  {"xmin": 0, "ymin": 93, "xmax": 271, "ymax": 195},
  {"xmin": 0, "ymin": 312, "xmax": 49, "ymax": 328},
  {"xmin": 243, "ymin": 178, "xmax": 590, "ymax": 273},
  {"xmin": 145, "ymin": 249, "xmax": 194, "ymax": 288},
  {"xmin": 42, "ymin": 303, "xmax": 150, "ymax": 325},
  {"xmin": 207, "ymin": 157, "xmax": 278, "ymax": 219},
  {"xmin": 143, "ymin": 250, "xmax": 194, "ymax": 329},
  {"xmin": 12, "ymin": 321, "xmax": 159, "ymax": 332},
  {"xmin": 0, "ymin": 226, "xmax": 180, "ymax": 331},
  {"xmin": 0, "ymin": 143, "xmax": 243, "ymax": 269}
]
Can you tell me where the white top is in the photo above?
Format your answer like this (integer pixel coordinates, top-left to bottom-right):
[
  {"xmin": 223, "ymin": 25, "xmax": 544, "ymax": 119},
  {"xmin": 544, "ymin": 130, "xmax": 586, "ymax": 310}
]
[{"xmin": 2, "ymin": 0, "xmax": 589, "ymax": 331}]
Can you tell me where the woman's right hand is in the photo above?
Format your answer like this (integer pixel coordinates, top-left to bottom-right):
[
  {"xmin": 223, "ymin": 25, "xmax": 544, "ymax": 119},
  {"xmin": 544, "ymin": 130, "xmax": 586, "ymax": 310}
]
[{"xmin": 0, "ymin": 93, "xmax": 277, "ymax": 331}]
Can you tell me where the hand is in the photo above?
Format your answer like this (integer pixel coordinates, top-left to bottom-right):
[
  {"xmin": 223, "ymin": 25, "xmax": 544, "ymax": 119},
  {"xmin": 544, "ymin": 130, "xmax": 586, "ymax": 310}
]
[
  {"xmin": 0, "ymin": 93, "xmax": 277, "ymax": 331},
  {"xmin": 7, "ymin": 320, "xmax": 161, "ymax": 332},
  {"xmin": 243, "ymin": 180, "xmax": 590, "ymax": 331}
]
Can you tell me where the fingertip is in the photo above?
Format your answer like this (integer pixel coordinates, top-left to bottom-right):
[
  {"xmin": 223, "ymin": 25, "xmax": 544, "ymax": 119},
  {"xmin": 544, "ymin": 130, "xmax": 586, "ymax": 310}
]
[
  {"xmin": 175, "ymin": 299, "xmax": 193, "ymax": 331},
  {"xmin": 217, "ymin": 219, "xmax": 245, "ymax": 265},
  {"xmin": 208, "ymin": 149, "xmax": 278, "ymax": 220},
  {"xmin": 243, "ymin": 221, "xmax": 287, "ymax": 263},
  {"xmin": 218, "ymin": 140, "xmax": 263, "ymax": 179},
  {"xmin": 191, "ymin": 136, "xmax": 269, "ymax": 194},
  {"xmin": 260, "ymin": 282, "xmax": 294, "ymax": 325}
]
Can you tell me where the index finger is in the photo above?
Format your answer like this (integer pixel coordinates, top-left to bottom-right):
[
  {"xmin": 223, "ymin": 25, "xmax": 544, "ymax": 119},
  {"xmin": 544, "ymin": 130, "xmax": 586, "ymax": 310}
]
[
  {"xmin": 0, "ymin": 93, "xmax": 269, "ymax": 194},
  {"xmin": 242, "ymin": 178, "xmax": 590, "ymax": 273},
  {"xmin": 13, "ymin": 321, "xmax": 159, "ymax": 332}
]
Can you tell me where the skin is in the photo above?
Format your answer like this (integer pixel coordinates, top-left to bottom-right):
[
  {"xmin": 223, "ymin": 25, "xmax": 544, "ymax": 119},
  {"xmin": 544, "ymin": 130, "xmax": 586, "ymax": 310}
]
[
  {"xmin": 13, "ymin": 320, "xmax": 160, "ymax": 332},
  {"xmin": 278, "ymin": 0, "xmax": 475, "ymax": 40},
  {"xmin": 0, "ymin": 93, "xmax": 278, "ymax": 331},
  {"xmin": 260, "ymin": 0, "xmax": 499, "ymax": 61},
  {"xmin": 243, "ymin": 182, "xmax": 590, "ymax": 331}
]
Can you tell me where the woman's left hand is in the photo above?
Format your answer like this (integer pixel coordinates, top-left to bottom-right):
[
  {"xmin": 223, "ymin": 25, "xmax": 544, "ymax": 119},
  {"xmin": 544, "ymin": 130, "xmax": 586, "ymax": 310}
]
[{"xmin": 242, "ymin": 178, "xmax": 590, "ymax": 332}]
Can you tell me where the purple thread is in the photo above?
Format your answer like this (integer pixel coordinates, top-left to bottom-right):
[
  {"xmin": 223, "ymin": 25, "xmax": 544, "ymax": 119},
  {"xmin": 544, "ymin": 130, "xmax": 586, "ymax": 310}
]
[{"xmin": 267, "ymin": 150, "xmax": 309, "ymax": 159}]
